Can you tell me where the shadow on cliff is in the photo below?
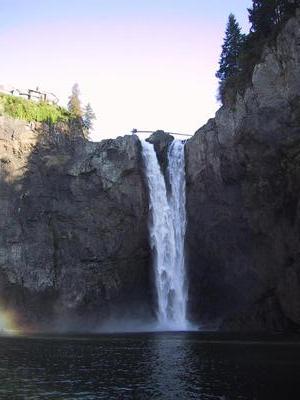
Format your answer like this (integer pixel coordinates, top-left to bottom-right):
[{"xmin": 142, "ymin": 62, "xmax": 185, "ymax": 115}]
[
  {"xmin": 185, "ymin": 100, "xmax": 300, "ymax": 333},
  {"xmin": 0, "ymin": 121, "xmax": 155, "ymax": 332}
]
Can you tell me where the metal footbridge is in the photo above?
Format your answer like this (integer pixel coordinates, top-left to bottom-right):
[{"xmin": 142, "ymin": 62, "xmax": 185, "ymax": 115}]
[{"xmin": 131, "ymin": 129, "xmax": 192, "ymax": 138}]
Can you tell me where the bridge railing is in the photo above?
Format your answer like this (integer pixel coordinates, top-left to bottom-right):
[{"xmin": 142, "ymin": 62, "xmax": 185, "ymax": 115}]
[{"xmin": 131, "ymin": 129, "xmax": 192, "ymax": 138}]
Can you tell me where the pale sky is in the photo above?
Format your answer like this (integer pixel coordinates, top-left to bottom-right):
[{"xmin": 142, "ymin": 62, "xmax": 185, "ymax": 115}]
[{"xmin": 0, "ymin": 0, "xmax": 251, "ymax": 140}]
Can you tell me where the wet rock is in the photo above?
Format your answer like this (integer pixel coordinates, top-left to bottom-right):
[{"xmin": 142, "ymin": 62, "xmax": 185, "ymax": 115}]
[{"xmin": 147, "ymin": 130, "xmax": 174, "ymax": 177}]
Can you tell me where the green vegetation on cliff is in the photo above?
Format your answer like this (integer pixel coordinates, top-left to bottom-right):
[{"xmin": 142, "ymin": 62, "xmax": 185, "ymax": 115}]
[
  {"xmin": 0, "ymin": 93, "xmax": 72, "ymax": 124},
  {"xmin": 217, "ymin": 0, "xmax": 299, "ymax": 104},
  {"xmin": 0, "ymin": 85, "xmax": 96, "ymax": 138}
]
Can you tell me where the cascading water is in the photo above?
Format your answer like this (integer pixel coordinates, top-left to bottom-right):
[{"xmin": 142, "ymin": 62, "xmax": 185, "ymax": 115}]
[
  {"xmin": 167, "ymin": 140, "xmax": 188, "ymax": 327},
  {"xmin": 141, "ymin": 139, "xmax": 188, "ymax": 330}
]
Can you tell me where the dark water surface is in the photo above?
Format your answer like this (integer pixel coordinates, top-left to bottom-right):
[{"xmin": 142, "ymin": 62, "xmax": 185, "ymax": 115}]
[{"xmin": 0, "ymin": 332, "xmax": 300, "ymax": 399}]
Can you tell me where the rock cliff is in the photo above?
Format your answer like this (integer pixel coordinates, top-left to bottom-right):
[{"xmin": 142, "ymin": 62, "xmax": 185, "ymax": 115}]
[
  {"xmin": 1, "ymin": 13, "xmax": 300, "ymax": 333},
  {"xmin": 185, "ymin": 12, "xmax": 300, "ymax": 331},
  {"xmin": 0, "ymin": 118, "xmax": 152, "ymax": 331}
]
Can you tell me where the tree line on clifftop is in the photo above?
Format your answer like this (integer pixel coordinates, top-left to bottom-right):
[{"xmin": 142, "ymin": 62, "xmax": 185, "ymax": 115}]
[
  {"xmin": 216, "ymin": 0, "xmax": 299, "ymax": 104},
  {"xmin": 68, "ymin": 83, "xmax": 96, "ymax": 137}
]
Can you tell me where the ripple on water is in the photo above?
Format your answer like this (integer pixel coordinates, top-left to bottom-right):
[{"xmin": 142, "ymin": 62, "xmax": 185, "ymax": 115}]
[{"xmin": 0, "ymin": 333, "xmax": 299, "ymax": 399}]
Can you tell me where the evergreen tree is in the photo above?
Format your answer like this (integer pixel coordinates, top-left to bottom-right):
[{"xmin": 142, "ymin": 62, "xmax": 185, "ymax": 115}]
[
  {"xmin": 248, "ymin": 0, "xmax": 298, "ymax": 35},
  {"xmin": 83, "ymin": 103, "xmax": 96, "ymax": 131},
  {"xmin": 68, "ymin": 83, "xmax": 82, "ymax": 117},
  {"xmin": 248, "ymin": 0, "xmax": 279, "ymax": 34},
  {"xmin": 216, "ymin": 14, "xmax": 245, "ymax": 98}
]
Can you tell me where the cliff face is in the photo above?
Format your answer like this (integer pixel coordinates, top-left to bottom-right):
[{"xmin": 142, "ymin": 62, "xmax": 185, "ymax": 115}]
[
  {"xmin": 185, "ymin": 13, "xmax": 300, "ymax": 331},
  {"xmin": 0, "ymin": 118, "xmax": 152, "ymax": 330},
  {"xmin": 1, "ymin": 15, "xmax": 300, "ymax": 333}
]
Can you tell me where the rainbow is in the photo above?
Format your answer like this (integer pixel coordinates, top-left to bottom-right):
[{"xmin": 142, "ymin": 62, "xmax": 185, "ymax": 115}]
[{"xmin": 0, "ymin": 307, "xmax": 22, "ymax": 335}]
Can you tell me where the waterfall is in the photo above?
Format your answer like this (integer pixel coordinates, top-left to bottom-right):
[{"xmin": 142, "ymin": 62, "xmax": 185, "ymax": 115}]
[
  {"xmin": 167, "ymin": 140, "xmax": 188, "ymax": 327},
  {"xmin": 141, "ymin": 139, "xmax": 188, "ymax": 330}
]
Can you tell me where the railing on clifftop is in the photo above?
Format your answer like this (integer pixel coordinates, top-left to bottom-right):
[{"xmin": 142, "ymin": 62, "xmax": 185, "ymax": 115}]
[{"xmin": 131, "ymin": 129, "xmax": 193, "ymax": 138}]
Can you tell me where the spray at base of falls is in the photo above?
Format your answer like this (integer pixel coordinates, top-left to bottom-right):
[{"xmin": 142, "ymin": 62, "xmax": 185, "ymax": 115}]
[
  {"xmin": 141, "ymin": 139, "xmax": 189, "ymax": 331},
  {"xmin": 0, "ymin": 307, "xmax": 21, "ymax": 335}
]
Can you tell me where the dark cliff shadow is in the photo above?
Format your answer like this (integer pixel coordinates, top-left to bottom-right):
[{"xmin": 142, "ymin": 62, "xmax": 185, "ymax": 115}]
[
  {"xmin": 0, "ymin": 120, "xmax": 155, "ymax": 332},
  {"xmin": 185, "ymin": 102, "xmax": 300, "ymax": 333}
]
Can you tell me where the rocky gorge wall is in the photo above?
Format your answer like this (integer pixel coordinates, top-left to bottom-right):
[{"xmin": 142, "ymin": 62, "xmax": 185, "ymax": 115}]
[
  {"xmin": 185, "ymin": 12, "xmax": 300, "ymax": 331},
  {"xmin": 0, "ymin": 118, "xmax": 152, "ymax": 331},
  {"xmin": 1, "ymin": 13, "xmax": 300, "ymax": 333}
]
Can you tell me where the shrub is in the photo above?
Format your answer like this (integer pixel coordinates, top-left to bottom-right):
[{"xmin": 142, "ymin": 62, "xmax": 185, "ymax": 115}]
[{"xmin": 0, "ymin": 93, "xmax": 73, "ymax": 124}]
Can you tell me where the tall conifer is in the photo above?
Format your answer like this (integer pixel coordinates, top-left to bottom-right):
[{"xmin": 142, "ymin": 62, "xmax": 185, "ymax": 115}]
[
  {"xmin": 216, "ymin": 14, "xmax": 245, "ymax": 99},
  {"xmin": 248, "ymin": 0, "xmax": 299, "ymax": 35},
  {"xmin": 68, "ymin": 83, "xmax": 82, "ymax": 118},
  {"xmin": 83, "ymin": 103, "xmax": 96, "ymax": 131}
]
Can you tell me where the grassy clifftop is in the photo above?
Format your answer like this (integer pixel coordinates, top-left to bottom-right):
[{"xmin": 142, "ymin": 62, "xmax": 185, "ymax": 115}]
[{"xmin": 0, "ymin": 93, "xmax": 73, "ymax": 124}]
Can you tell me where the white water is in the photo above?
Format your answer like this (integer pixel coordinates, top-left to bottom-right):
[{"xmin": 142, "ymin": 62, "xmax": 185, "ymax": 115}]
[{"xmin": 141, "ymin": 139, "xmax": 188, "ymax": 330}]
